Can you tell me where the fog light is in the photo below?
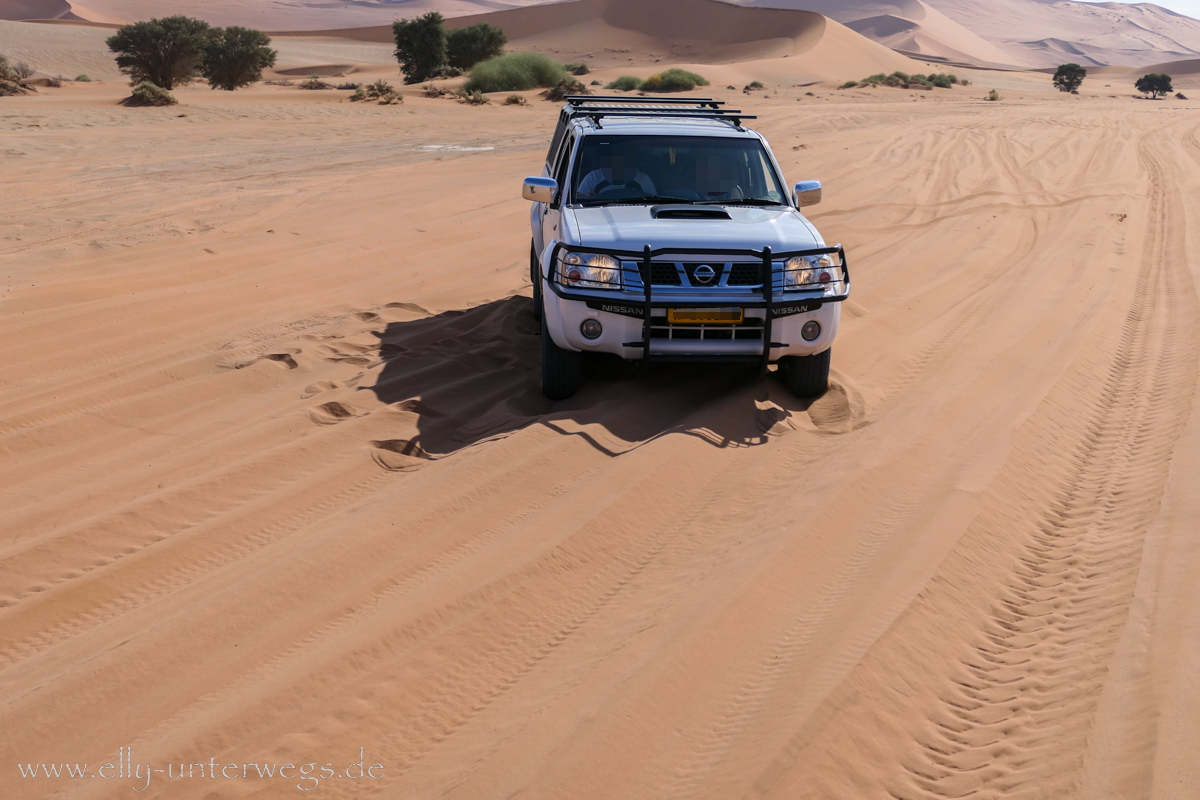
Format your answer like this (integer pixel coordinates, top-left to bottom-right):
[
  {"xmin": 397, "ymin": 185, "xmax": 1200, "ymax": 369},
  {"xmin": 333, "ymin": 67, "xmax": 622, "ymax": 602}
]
[
  {"xmin": 801, "ymin": 320, "xmax": 821, "ymax": 341},
  {"xmin": 581, "ymin": 319, "xmax": 603, "ymax": 340}
]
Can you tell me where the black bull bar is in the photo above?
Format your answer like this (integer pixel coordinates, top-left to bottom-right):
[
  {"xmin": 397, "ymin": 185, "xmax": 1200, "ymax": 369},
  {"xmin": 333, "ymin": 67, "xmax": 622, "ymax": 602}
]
[{"xmin": 545, "ymin": 243, "xmax": 850, "ymax": 369}]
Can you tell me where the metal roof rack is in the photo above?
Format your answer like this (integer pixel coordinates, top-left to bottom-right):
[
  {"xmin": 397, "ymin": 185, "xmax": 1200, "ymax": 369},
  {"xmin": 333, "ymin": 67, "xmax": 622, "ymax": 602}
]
[{"xmin": 561, "ymin": 96, "xmax": 755, "ymax": 129}]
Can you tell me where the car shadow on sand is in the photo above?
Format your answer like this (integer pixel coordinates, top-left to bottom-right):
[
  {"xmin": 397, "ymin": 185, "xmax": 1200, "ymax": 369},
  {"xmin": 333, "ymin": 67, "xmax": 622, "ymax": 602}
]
[{"xmin": 359, "ymin": 296, "xmax": 860, "ymax": 467}]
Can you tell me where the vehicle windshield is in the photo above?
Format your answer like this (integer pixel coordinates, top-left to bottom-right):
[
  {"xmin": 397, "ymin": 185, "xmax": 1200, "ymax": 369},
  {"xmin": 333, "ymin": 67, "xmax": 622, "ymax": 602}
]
[{"xmin": 570, "ymin": 135, "xmax": 787, "ymax": 207}]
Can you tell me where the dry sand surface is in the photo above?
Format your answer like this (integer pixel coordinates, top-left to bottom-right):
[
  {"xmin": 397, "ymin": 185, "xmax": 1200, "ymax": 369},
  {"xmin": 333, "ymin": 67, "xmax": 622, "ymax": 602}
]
[{"xmin": 4, "ymin": 40, "xmax": 1200, "ymax": 800}]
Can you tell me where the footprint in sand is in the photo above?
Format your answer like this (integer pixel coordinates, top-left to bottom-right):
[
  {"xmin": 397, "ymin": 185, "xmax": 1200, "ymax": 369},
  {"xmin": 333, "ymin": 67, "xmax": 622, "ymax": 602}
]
[
  {"xmin": 263, "ymin": 352, "xmax": 300, "ymax": 369},
  {"xmin": 301, "ymin": 380, "xmax": 340, "ymax": 399},
  {"xmin": 309, "ymin": 401, "xmax": 359, "ymax": 425},
  {"xmin": 370, "ymin": 439, "xmax": 434, "ymax": 472}
]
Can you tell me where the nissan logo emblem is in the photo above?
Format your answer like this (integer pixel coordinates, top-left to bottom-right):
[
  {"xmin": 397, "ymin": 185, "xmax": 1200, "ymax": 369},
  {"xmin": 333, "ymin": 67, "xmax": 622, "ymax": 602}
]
[{"xmin": 693, "ymin": 264, "xmax": 716, "ymax": 285}]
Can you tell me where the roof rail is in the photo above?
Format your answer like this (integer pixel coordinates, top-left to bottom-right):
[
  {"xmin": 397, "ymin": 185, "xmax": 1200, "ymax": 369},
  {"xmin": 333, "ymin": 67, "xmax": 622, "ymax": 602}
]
[
  {"xmin": 561, "ymin": 96, "xmax": 754, "ymax": 128},
  {"xmin": 564, "ymin": 95, "xmax": 723, "ymax": 108}
]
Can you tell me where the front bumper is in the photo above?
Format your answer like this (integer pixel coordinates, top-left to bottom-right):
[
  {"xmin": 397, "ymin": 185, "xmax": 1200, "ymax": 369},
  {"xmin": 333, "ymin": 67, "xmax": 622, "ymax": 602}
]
[{"xmin": 543, "ymin": 242, "xmax": 850, "ymax": 365}]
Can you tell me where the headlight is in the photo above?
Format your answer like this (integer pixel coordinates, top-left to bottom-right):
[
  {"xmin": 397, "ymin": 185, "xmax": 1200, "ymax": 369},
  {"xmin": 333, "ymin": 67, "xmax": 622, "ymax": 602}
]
[
  {"xmin": 558, "ymin": 252, "xmax": 622, "ymax": 290},
  {"xmin": 783, "ymin": 254, "xmax": 844, "ymax": 294}
]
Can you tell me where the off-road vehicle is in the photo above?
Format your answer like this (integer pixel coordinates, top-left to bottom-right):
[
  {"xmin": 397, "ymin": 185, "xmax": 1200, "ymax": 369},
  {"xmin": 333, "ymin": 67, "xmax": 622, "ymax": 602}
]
[{"xmin": 523, "ymin": 96, "xmax": 850, "ymax": 400}]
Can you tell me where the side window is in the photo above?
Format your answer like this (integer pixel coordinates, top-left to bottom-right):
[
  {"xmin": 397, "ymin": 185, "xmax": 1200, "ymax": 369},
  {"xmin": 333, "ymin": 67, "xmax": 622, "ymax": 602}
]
[{"xmin": 552, "ymin": 133, "xmax": 575, "ymax": 207}]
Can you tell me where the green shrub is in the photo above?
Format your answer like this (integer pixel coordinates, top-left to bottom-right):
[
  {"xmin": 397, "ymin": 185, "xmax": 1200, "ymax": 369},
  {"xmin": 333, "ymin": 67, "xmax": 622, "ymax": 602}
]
[
  {"xmin": 503, "ymin": 93, "xmax": 527, "ymax": 105},
  {"xmin": 838, "ymin": 80, "xmax": 857, "ymax": 90},
  {"xmin": 378, "ymin": 90, "xmax": 402, "ymax": 104},
  {"xmin": 463, "ymin": 52, "xmax": 567, "ymax": 93},
  {"xmin": 127, "ymin": 81, "xmax": 177, "ymax": 105},
  {"xmin": 202, "ymin": 25, "xmax": 276, "ymax": 90},
  {"xmin": 589, "ymin": 79, "xmax": 601, "ymax": 86},
  {"xmin": 393, "ymin": 11, "xmax": 447, "ymax": 84},
  {"xmin": 546, "ymin": 77, "xmax": 587, "ymax": 101},
  {"xmin": 350, "ymin": 87, "xmax": 367, "ymax": 101},
  {"xmin": 986, "ymin": 89, "xmax": 1000, "ymax": 101},
  {"xmin": 107, "ymin": 16, "xmax": 211, "ymax": 89},
  {"xmin": 1177, "ymin": 92, "xmax": 1188, "ymax": 100},
  {"xmin": 300, "ymin": 76, "xmax": 332, "ymax": 90},
  {"xmin": 446, "ymin": 23, "xmax": 506, "ymax": 71},
  {"xmin": 641, "ymin": 68, "xmax": 708, "ymax": 92},
  {"xmin": 75, "ymin": 74, "xmax": 92, "ymax": 82},
  {"xmin": 564, "ymin": 62, "xmax": 589, "ymax": 76},
  {"xmin": 337, "ymin": 81, "xmax": 359, "ymax": 90},
  {"xmin": 604, "ymin": 75, "xmax": 643, "ymax": 91},
  {"xmin": 431, "ymin": 65, "xmax": 464, "ymax": 78},
  {"xmin": 747, "ymin": 80, "xmax": 764, "ymax": 89},
  {"xmin": 423, "ymin": 82, "xmax": 452, "ymax": 98}
]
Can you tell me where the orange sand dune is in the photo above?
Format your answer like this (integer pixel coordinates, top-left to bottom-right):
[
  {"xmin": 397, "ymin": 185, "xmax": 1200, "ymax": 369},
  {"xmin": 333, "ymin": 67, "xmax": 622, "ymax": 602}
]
[{"xmin": 280, "ymin": 0, "xmax": 917, "ymax": 74}]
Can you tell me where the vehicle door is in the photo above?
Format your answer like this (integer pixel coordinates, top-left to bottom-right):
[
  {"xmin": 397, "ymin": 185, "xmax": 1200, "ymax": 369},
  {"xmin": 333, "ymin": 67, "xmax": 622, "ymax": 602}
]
[{"xmin": 540, "ymin": 131, "xmax": 576, "ymax": 266}]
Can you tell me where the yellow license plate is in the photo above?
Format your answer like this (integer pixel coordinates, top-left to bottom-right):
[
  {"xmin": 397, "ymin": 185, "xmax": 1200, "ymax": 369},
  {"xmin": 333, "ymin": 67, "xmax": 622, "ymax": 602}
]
[{"xmin": 667, "ymin": 307, "xmax": 744, "ymax": 324}]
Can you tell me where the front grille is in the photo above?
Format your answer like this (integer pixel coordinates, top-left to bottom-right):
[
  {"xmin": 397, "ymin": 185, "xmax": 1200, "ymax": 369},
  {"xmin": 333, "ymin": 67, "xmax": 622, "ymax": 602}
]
[
  {"xmin": 648, "ymin": 262, "xmax": 683, "ymax": 286},
  {"xmin": 727, "ymin": 264, "xmax": 763, "ymax": 286},
  {"xmin": 648, "ymin": 317, "xmax": 764, "ymax": 340}
]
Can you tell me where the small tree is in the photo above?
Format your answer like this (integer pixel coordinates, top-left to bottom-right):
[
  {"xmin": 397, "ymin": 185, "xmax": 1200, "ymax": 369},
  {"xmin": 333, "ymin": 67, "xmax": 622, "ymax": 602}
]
[
  {"xmin": 1052, "ymin": 63, "xmax": 1086, "ymax": 94},
  {"xmin": 1135, "ymin": 73, "xmax": 1173, "ymax": 99},
  {"xmin": 107, "ymin": 16, "xmax": 211, "ymax": 90},
  {"xmin": 203, "ymin": 26, "xmax": 276, "ymax": 90},
  {"xmin": 393, "ymin": 12, "xmax": 447, "ymax": 84},
  {"xmin": 446, "ymin": 23, "xmax": 506, "ymax": 71}
]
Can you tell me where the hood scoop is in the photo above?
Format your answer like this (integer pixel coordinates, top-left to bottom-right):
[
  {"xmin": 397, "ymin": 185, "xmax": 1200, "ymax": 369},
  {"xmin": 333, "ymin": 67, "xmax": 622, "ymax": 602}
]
[{"xmin": 650, "ymin": 204, "xmax": 731, "ymax": 220}]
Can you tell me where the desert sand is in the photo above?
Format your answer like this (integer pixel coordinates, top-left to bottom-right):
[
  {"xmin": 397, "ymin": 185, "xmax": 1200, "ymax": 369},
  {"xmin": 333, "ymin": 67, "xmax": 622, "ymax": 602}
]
[{"xmin": 4, "ymin": 1, "xmax": 1200, "ymax": 797}]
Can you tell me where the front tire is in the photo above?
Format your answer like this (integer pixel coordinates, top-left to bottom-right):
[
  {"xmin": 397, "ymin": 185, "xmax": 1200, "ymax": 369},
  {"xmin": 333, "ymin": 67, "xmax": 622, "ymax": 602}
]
[
  {"xmin": 778, "ymin": 349, "xmax": 831, "ymax": 398},
  {"xmin": 530, "ymin": 243, "xmax": 543, "ymax": 324},
  {"xmin": 541, "ymin": 315, "xmax": 582, "ymax": 400}
]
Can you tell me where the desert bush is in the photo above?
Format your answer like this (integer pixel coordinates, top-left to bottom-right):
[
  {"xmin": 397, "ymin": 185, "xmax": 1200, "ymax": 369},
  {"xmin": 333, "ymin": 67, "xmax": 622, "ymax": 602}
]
[
  {"xmin": 350, "ymin": 87, "xmax": 367, "ymax": 101},
  {"xmin": 1052, "ymin": 63, "xmax": 1086, "ymax": 94},
  {"xmin": 838, "ymin": 80, "xmax": 857, "ymax": 90},
  {"xmin": 564, "ymin": 62, "xmax": 590, "ymax": 76},
  {"xmin": 337, "ymin": 81, "xmax": 359, "ymax": 90},
  {"xmin": 13, "ymin": 60, "xmax": 34, "ymax": 79},
  {"xmin": 926, "ymin": 73, "xmax": 955, "ymax": 88},
  {"xmin": 1135, "ymin": 73, "xmax": 1172, "ymax": 98},
  {"xmin": 986, "ymin": 88, "xmax": 1001, "ymax": 101},
  {"xmin": 746, "ymin": 80, "xmax": 764, "ymax": 89},
  {"xmin": 546, "ymin": 77, "xmax": 587, "ymax": 101},
  {"xmin": 457, "ymin": 88, "xmax": 489, "ymax": 104},
  {"xmin": 503, "ymin": 93, "xmax": 527, "ymax": 105},
  {"xmin": 393, "ymin": 11, "xmax": 447, "ymax": 84},
  {"xmin": 641, "ymin": 68, "xmax": 708, "ymax": 92},
  {"xmin": 75, "ymin": 74, "xmax": 92, "ymax": 82},
  {"xmin": 604, "ymin": 75, "xmax": 643, "ymax": 91},
  {"xmin": 202, "ymin": 25, "xmax": 276, "ymax": 90},
  {"xmin": 1177, "ymin": 92, "xmax": 1188, "ymax": 100},
  {"xmin": 107, "ymin": 16, "xmax": 212, "ymax": 89},
  {"xmin": 300, "ymin": 76, "xmax": 332, "ymax": 89},
  {"xmin": 446, "ymin": 23, "xmax": 506, "ymax": 71},
  {"xmin": 378, "ymin": 90, "xmax": 402, "ymax": 104},
  {"xmin": 126, "ymin": 81, "xmax": 177, "ymax": 105},
  {"xmin": 589, "ymin": 79, "xmax": 601, "ymax": 86},
  {"xmin": 365, "ymin": 79, "xmax": 393, "ymax": 98},
  {"xmin": 423, "ymin": 82, "xmax": 452, "ymax": 98},
  {"xmin": 1, "ymin": 55, "xmax": 35, "ymax": 95},
  {"xmin": 463, "ymin": 52, "xmax": 567, "ymax": 93}
]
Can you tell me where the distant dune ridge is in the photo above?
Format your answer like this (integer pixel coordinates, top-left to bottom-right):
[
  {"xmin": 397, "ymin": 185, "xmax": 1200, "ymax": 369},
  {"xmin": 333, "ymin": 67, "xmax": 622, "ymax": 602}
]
[{"xmin": 6, "ymin": 0, "xmax": 1200, "ymax": 71}]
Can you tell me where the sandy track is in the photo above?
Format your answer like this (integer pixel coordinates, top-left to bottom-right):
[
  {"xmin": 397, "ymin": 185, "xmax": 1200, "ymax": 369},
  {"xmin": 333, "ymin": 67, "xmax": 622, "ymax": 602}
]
[{"xmin": 2, "ymin": 87, "xmax": 1199, "ymax": 799}]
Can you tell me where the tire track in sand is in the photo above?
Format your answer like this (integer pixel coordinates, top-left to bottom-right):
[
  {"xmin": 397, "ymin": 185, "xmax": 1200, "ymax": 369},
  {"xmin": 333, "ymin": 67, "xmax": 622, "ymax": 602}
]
[{"xmin": 885, "ymin": 123, "xmax": 1200, "ymax": 800}]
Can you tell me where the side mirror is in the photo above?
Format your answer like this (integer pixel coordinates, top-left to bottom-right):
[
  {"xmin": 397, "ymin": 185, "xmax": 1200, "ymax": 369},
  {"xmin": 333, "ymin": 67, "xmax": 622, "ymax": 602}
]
[
  {"xmin": 523, "ymin": 177, "xmax": 558, "ymax": 203},
  {"xmin": 793, "ymin": 180, "xmax": 822, "ymax": 207}
]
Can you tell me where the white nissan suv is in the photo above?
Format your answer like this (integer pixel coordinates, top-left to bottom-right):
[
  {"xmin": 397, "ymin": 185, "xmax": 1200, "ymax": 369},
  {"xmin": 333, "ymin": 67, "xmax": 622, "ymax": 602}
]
[{"xmin": 523, "ymin": 96, "xmax": 850, "ymax": 400}]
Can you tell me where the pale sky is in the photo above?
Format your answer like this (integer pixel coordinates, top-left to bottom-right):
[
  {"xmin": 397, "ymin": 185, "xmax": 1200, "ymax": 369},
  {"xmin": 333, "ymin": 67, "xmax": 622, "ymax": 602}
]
[{"xmin": 1076, "ymin": 0, "xmax": 1200, "ymax": 20}]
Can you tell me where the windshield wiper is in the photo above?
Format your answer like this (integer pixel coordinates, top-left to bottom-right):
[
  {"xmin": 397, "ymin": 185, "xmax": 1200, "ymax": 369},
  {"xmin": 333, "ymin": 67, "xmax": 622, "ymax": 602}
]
[
  {"xmin": 577, "ymin": 195, "xmax": 695, "ymax": 207},
  {"xmin": 695, "ymin": 197, "xmax": 785, "ymax": 206}
]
